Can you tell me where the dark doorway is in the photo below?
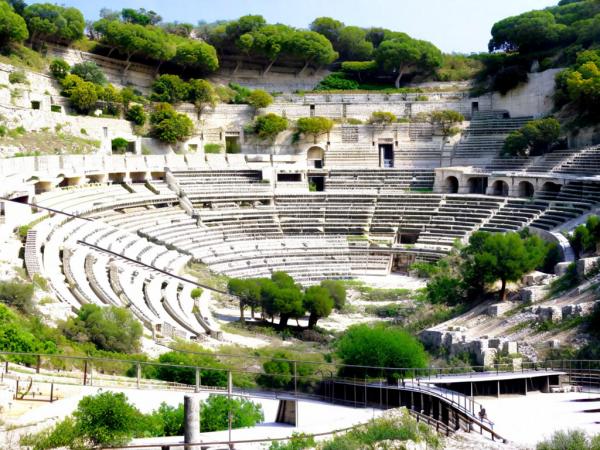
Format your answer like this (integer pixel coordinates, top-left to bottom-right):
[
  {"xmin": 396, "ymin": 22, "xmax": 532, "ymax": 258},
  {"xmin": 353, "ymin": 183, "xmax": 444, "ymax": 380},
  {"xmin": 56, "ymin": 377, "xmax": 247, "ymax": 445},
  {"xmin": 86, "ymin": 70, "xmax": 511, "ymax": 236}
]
[
  {"xmin": 277, "ymin": 173, "xmax": 302, "ymax": 182},
  {"xmin": 380, "ymin": 144, "xmax": 394, "ymax": 168},
  {"xmin": 226, "ymin": 136, "xmax": 240, "ymax": 153},
  {"xmin": 471, "ymin": 102, "xmax": 479, "ymax": 114},
  {"xmin": 309, "ymin": 176, "xmax": 324, "ymax": 192}
]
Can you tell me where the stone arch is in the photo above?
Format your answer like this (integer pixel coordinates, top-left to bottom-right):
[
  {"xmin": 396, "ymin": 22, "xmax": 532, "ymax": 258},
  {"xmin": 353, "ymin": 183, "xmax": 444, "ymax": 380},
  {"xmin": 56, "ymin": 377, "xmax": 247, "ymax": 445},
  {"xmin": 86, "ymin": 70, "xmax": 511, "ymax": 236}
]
[
  {"xmin": 444, "ymin": 176, "xmax": 459, "ymax": 194},
  {"xmin": 518, "ymin": 181, "xmax": 535, "ymax": 198},
  {"xmin": 492, "ymin": 180, "xmax": 509, "ymax": 196},
  {"xmin": 307, "ymin": 146, "xmax": 325, "ymax": 168}
]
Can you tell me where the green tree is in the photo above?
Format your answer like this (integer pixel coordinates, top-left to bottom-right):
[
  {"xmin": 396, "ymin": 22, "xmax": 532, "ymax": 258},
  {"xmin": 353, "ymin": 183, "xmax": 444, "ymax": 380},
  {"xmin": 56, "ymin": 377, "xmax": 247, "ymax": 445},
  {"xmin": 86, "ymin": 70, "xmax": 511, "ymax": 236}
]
[
  {"xmin": 152, "ymin": 113, "xmax": 194, "ymax": 144},
  {"xmin": 228, "ymin": 278, "xmax": 263, "ymax": 324},
  {"xmin": 309, "ymin": 17, "xmax": 344, "ymax": 46},
  {"xmin": 502, "ymin": 118, "xmax": 561, "ymax": 157},
  {"xmin": 337, "ymin": 26, "xmax": 373, "ymax": 61},
  {"xmin": 368, "ymin": 111, "xmax": 397, "ymax": 125},
  {"xmin": 0, "ymin": 280, "xmax": 34, "ymax": 313},
  {"xmin": 126, "ymin": 104, "xmax": 146, "ymax": 125},
  {"xmin": 74, "ymin": 391, "xmax": 141, "ymax": 447},
  {"xmin": 187, "ymin": 79, "xmax": 216, "ymax": 118},
  {"xmin": 172, "ymin": 37, "xmax": 219, "ymax": 73},
  {"xmin": 121, "ymin": 8, "xmax": 161, "ymax": 26},
  {"xmin": 430, "ymin": 110, "xmax": 465, "ymax": 136},
  {"xmin": 23, "ymin": 3, "xmax": 84, "ymax": 46},
  {"xmin": 425, "ymin": 275, "xmax": 466, "ymax": 305},
  {"xmin": 374, "ymin": 36, "xmax": 442, "ymax": 88},
  {"xmin": 336, "ymin": 324, "xmax": 429, "ymax": 376},
  {"xmin": 0, "ymin": 1, "xmax": 28, "ymax": 48},
  {"xmin": 489, "ymin": 10, "xmax": 569, "ymax": 53},
  {"xmin": 252, "ymin": 113, "xmax": 288, "ymax": 140},
  {"xmin": 70, "ymin": 61, "xmax": 107, "ymax": 85},
  {"xmin": 303, "ymin": 285, "xmax": 333, "ymax": 329},
  {"xmin": 200, "ymin": 395, "xmax": 264, "ymax": 432},
  {"xmin": 49, "ymin": 58, "xmax": 70, "ymax": 80},
  {"xmin": 151, "ymin": 74, "xmax": 190, "ymax": 103},
  {"xmin": 68, "ymin": 80, "xmax": 99, "ymax": 113},
  {"xmin": 256, "ymin": 351, "xmax": 316, "ymax": 389},
  {"xmin": 319, "ymin": 280, "xmax": 346, "ymax": 310},
  {"xmin": 61, "ymin": 304, "xmax": 143, "ymax": 353},
  {"xmin": 461, "ymin": 231, "xmax": 547, "ymax": 301},
  {"xmin": 98, "ymin": 84, "xmax": 122, "ymax": 115},
  {"xmin": 296, "ymin": 117, "xmax": 334, "ymax": 143},
  {"xmin": 247, "ymin": 89, "xmax": 273, "ymax": 110}
]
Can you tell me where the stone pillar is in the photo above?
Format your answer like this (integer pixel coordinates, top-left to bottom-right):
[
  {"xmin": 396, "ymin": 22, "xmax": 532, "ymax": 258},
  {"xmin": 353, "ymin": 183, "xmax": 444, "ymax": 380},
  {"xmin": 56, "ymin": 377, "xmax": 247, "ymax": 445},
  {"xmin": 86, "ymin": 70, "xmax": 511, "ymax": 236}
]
[{"xmin": 184, "ymin": 395, "xmax": 201, "ymax": 450}]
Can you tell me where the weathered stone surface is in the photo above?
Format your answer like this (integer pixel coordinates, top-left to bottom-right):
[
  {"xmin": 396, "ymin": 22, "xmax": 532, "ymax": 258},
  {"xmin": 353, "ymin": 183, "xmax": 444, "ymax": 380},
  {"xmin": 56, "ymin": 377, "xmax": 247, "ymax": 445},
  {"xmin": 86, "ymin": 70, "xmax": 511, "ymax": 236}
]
[
  {"xmin": 520, "ymin": 286, "xmax": 546, "ymax": 304},
  {"xmin": 535, "ymin": 306, "xmax": 562, "ymax": 322},
  {"xmin": 555, "ymin": 262, "xmax": 572, "ymax": 277},
  {"xmin": 522, "ymin": 271, "xmax": 551, "ymax": 286},
  {"xmin": 577, "ymin": 257, "xmax": 600, "ymax": 279}
]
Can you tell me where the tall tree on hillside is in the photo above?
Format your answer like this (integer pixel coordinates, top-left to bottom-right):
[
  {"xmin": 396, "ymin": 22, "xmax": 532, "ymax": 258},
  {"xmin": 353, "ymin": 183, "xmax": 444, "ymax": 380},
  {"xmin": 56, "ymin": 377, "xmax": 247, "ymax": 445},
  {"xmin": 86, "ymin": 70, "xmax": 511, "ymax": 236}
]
[
  {"xmin": 309, "ymin": 17, "xmax": 344, "ymax": 46},
  {"xmin": 0, "ymin": 2, "xmax": 28, "ymax": 48},
  {"xmin": 23, "ymin": 3, "xmax": 85, "ymax": 46},
  {"xmin": 375, "ymin": 35, "xmax": 442, "ymax": 88}
]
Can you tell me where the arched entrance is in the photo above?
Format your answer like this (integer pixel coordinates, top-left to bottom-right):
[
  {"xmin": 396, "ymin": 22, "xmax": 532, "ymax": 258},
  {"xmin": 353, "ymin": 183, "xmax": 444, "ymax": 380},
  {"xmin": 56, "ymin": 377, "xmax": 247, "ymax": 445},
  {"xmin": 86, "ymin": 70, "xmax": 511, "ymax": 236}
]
[
  {"xmin": 518, "ymin": 181, "xmax": 535, "ymax": 198},
  {"xmin": 541, "ymin": 181, "xmax": 561, "ymax": 194},
  {"xmin": 492, "ymin": 180, "xmax": 509, "ymax": 196},
  {"xmin": 307, "ymin": 146, "xmax": 325, "ymax": 169},
  {"xmin": 445, "ymin": 176, "xmax": 459, "ymax": 194}
]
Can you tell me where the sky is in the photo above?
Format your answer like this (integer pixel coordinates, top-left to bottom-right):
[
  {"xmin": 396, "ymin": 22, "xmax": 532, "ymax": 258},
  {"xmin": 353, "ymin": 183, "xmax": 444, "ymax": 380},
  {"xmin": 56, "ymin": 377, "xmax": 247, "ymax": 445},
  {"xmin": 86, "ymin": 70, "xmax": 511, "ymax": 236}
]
[{"xmin": 31, "ymin": 0, "xmax": 559, "ymax": 53}]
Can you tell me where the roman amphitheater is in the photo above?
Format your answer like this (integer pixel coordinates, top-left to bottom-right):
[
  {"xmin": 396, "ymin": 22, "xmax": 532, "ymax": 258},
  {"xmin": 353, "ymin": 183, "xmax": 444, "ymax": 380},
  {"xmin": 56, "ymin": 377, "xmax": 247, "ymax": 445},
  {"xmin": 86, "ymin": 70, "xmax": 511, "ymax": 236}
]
[{"xmin": 1, "ymin": 2, "xmax": 600, "ymax": 449}]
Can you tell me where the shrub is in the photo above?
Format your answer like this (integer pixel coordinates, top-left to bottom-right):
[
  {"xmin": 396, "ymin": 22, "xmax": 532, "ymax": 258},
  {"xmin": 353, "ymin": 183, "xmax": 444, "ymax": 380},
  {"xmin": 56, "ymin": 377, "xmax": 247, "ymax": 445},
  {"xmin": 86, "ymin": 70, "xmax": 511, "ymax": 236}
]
[
  {"xmin": 368, "ymin": 111, "xmax": 397, "ymax": 125},
  {"xmin": 426, "ymin": 275, "xmax": 465, "ymax": 305},
  {"xmin": 204, "ymin": 143, "xmax": 222, "ymax": 154},
  {"xmin": 143, "ymin": 402, "xmax": 184, "ymax": 437},
  {"xmin": 536, "ymin": 429, "xmax": 593, "ymax": 450},
  {"xmin": 153, "ymin": 114, "xmax": 194, "ymax": 144},
  {"xmin": 430, "ymin": 110, "xmax": 465, "ymax": 136},
  {"xmin": 126, "ymin": 104, "xmax": 146, "ymax": 126},
  {"xmin": 69, "ymin": 80, "xmax": 99, "ymax": 113},
  {"xmin": 111, "ymin": 137, "xmax": 129, "ymax": 154},
  {"xmin": 253, "ymin": 113, "xmax": 288, "ymax": 140},
  {"xmin": 74, "ymin": 391, "xmax": 141, "ymax": 446},
  {"xmin": 70, "ymin": 61, "xmax": 106, "ymax": 85},
  {"xmin": 61, "ymin": 304, "xmax": 143, "ymax": 353},
  {"xmin": 155, "ymin": 351, "xmax": 227, "ymax": 387},
  {"xmin": 200, "ymin": 394, "xmax": 264, "ymax": 432},
  {"xmin": 336, "ymin": 324, "xmax": 429, "ymax": 376},
  {"xmin": 151, "ymin": 74, "xmax": 190, "ymax": 103},
  {"xmin": 269, "ymin": 433, "xmax": 316, "ymax": 450},
  {"xmin": 247, "ymin": 89, "xmax": 273, "ymax": 109},
  {"xmin": 8, "ymin": 71, "xmax": 27, "ymax": 84},
  {"xmin": 20, "ymin": 417, "xmax": 83, "ymax": 450},
  {"xmin": 0, "ymin": 280, "xmax": 34, "ymax": 313},
  {"xmin": 256, "ymin": 351, "xmax": 316, "ymax": 390},
  {"xmin": 49, "ymin": 58, "xmax": 70, "ymax": 80},
  {"xmin": 296, "ymin": 117, "xmax": 334, "ymax": 141},
  {"xmin": 316, "ymin": 72, "xmax": 359, "ymax": 90},
  {"xmin": 190, "ymin": 288, "xmax": 203, "ymax": 299}
]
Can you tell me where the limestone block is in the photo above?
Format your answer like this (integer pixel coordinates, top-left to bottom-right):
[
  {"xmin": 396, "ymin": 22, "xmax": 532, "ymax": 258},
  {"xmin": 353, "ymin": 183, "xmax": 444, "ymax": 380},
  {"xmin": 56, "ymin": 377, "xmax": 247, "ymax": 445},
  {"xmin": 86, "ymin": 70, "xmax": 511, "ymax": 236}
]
[
  {"xmin": 502, "ymin": 341, "xmax": 518, "ymax": 355},
  {"xmin": 511, "ymin": 358, "xmax": 523, "ymax": 371},
  {"xmin": 521, "ymin": 286, "xmax": 546, "ymax": 304},
  {"xmin": 488, "ymin": 303, "xmax": 511, "ymax": 316},
  {"xmin": 577, "ymin": 257, "xmax": 600, "ymax": 279},
  {"xmin": 555, "ymin": 262, "xmax": 572, "ymax": 277},
  {"xmin": 477, "ymin": 348, "xmax": 497, "ymax": 367},
  {"xmin": 522, "ymin": 271, "xmax": 550, "ymax": 286},
  {"xmin": 536, "ymin": 306, "xmax": 562, "ymax": 322},
  {"xmin": 419, "ymin": 330, "xmax": 444, "ymax": 349},
  {"xmin": 548, "ymin": 340, "xmax": 560, "ymax": 349}
]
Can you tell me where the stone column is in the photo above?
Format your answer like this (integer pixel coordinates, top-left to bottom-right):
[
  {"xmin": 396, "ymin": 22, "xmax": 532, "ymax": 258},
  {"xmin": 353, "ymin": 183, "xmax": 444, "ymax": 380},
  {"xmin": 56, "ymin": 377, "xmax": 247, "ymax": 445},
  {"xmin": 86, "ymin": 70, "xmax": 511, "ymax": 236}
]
[{"xmin": 184, "ymin": 394, "xmax": 201, "ymax": 450}]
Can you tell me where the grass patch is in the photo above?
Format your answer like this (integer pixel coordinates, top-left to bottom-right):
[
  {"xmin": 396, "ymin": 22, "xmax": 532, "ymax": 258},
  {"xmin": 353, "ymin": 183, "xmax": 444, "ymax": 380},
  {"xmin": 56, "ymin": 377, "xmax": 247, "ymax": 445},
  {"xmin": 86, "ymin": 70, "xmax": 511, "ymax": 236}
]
[
  {"xmin": 185, "ymin": 262, "xmax": 229, "ymax": 292},
  {"xmin": 0, "ymin": 44, "xmax": 48, "ymax": 72},
  {"xmin": 2, "ymin": 129, "xmax": 101, "ymax": 156}
]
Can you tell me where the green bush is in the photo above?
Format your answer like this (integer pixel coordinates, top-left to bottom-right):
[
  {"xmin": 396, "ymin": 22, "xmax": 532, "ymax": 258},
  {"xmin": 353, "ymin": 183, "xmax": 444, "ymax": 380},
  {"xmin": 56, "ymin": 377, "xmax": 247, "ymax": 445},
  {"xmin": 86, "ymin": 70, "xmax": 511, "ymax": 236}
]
[
  {"xmin": 74, "ymin": 391, "xmax": 141, "ymax": 446},
  {"xmin": 111, "ymin": 137, "xmax": 129, "ymax": 154},
  {"xmin": 256, "ymin": 351, "xmax": 316, "ymax": 390},
  {"xmin": 0, "ymin": 280, "xmax": 34, "ymax": 313},
  {"xmin": 8, "ymin": 70, "xmax": 27, "ymax": 84},
  {"xmin": 536, "ymin": 429, "xmax": 594, "ymax": 450},
  {"xmin": 155, "ymin": 351, "xmax": 227, "ymax": 387},
  {"xmin": 253, "ymin": 113, "xmax": 288, "ymax": 140},
  {"xmin": 152, "ymin": 113, "xmax": 194, "ymax": 144},
  {"xmin": 270, "ymin": 433, "xmax": 316, "ymax": 450},
  {"xmin": 316, "ymin": 72, "xmax": 359, "ymax": 90},
  {"xmin": 61, "ymin": 304, "xmax": 143, "ymax": 354},
  {"xmin": 204, "ymin": 143, "xmax": 222, "ymax": 153},
  {"xmin": 336, "ymin": 324, "xmax": 429, "ymax": 376},
  {"xmin": 368, "ymin": 111, "xmax": 397, "ymax": 125},
  {"xmin": 126, "ymin": 104, "xmax": 146, "ymax": 126},
  {"xmin": 247, "ymin": 89, "xmax": 273, "ymax": 109},
  {"xmin": 200, "ymin": 394, "xmax": 264, "ymax": 432},
  {"xmin": 70, "ymin": 61, "xmax": 106, "ymax": 85},
  {"xmin": 295, "ymin": 117, "xmax": 334, "ymax": 141},
  {"xmin": 151, "ymin": 74, "xmax": 190, "ymax": 103},
  {"xmin": 20, "ymin": 417, "xmax": 83, "ymax": 450},
  {"xmin": 319, "ymin": 280, "xmax": 346, "ymax": 310},
  {"xmin": 49, "ymin": 58, "xmax": 70, "ymax": 80},
  {"xmin": 190, "ymin": 287, "xmax": 203, "ymax": 299}
]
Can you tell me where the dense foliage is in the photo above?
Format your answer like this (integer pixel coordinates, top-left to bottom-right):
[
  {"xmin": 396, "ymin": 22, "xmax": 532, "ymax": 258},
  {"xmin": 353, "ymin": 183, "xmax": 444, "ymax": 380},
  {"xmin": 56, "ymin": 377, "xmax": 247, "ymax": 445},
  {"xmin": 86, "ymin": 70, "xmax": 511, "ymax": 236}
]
[
  {"xmin": 502, "ymin": 118, "xmax": 561, "ymax": 157},
  {"xmin": 555, "ymin": 49, "xmax": 600, "ymax": 122},
  {"xmin": 336, "ymin": 324, "xmax": 429, "ymax": 376},
  {"xmin": 430, "ymin": 110, "xmax": 465, "ymax": 136},
  {"xmin": 200, "ymin": 394, "xmax": 264, "ymax": 432},
  {"xmin": 149, "ymin": 102, "xmax": 194, "ymax": 144},
  {"xmin": 568, "ymin": 214, "xmax": 600, "ymax": 258},
  {"xmin": 23, "ymin": 3, "xmax": 85, "ymax": 46},
  {"xmin": 61, "ymin": 304, "xmax": 143, "ymax": 353},
  {"xmin": 251, "ymin": 113, "xmax": 288, "ymax": 140},
  {"xmin": 0, "ymin": 1, "xmax": 28, "ymax": 48},
  {"xmin": 295, "ymin": 117, "xmax": 334, "ymax": 142},
  {"xmin": 227, "ymin": 273, "xmax": 344, "ymax": 328}
]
